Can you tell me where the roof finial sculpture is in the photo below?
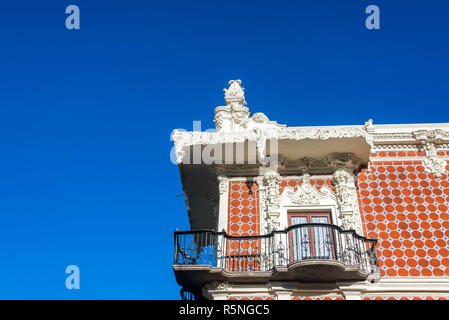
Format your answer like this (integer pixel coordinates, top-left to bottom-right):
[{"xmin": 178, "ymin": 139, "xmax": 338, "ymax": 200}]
[
  {"xmin": 224, "ymin": 80, "xmax": 246, "ymax": 106},
  {"xmin": 214, "ymin": 80, "xmax": 284, "ymax": 132}
]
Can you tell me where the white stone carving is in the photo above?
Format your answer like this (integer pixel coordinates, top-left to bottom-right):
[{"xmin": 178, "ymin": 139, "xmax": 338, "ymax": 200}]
[
  {"xmin": 214, "ymin": 104, "xmax": 250, "ymax": 132},
  {"xmin": 214, "ymin": 80, "xmax": 285, "ymax": 133},
  {"xmin": 412, "ymin": 129, "xmax": 449, "ymax": 143},
  {"xmin": 171, "ymin": 126, "xmax": 374, "ymax": 165},
  {"xmin": 218, "ymin": 176, "xmax": 228, "ymax": 195},
  {"xmin": 332, "ymin": 169, "xmax": 363, "ymax": 234},
  {"xmin": 255, "ymin": 176, "xmax": 267, "ymax": 233},
  {"xmin": 422, "ymin": 143, "xmax": 447, "ymax": 177},
  {"xmin": 324, "ymin": 152, "xmax": 361, "ymax": 171},
  {"xmin": 261, "ymin": 169, "xmax": 281, "ymax": 232},
  {"xmin": 275, "ymin": 153, "xmax": 362, "ymax": 175},
  {"xmin": 242, "ymin": 113, "xmax": 286, "ymax": 131},
  {"xmin": 281, "ymin": 176, "xmax": 334, "ymax": 207},
  {"xmin": 276, "ymin": 127, "xmax": 373, "ymax": 146},
  {"xmin": 224, "ymin": 80, "xmax": 246, "ymax": 106},
  {"xmin": 364, "ymin": 119, "xmax": 375, "ymax": 133},
  {"xmin": 412, "ymin": 130, "xmax": 448, "ymax": 178}
]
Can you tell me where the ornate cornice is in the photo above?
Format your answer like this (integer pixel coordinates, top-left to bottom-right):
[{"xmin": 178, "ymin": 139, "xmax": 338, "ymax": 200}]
[
  {"xmin": 412, "ymin": 129, "xmax": 449, "ymax": 143},
  {"xmin": 277, "ymin": 153, "xmax": 362, "ymax": 175},
  {"xmin": 373, "ymin": 128, "xmax": 449, "ymax": 147},
  {"xmin": 172, "ymin": 127, "xmax": 373, "ymax": 165}
]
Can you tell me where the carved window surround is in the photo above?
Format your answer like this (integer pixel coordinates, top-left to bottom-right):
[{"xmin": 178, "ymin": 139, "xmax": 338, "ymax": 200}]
[{"xmin": 259, "ymin": 171, "xmax": 364, "ymax": 236}]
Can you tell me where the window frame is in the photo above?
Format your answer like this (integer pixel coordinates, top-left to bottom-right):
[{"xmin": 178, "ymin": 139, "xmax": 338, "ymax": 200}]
[{"xmin": 287, "ymin": 211, "xmax": 336, "ymax": 261}]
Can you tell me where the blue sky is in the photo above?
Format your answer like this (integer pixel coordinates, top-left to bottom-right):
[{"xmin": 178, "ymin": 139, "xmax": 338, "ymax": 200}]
[{"xmin": 0, "ymin": 0, "xmax": 448, "ymax": 299}]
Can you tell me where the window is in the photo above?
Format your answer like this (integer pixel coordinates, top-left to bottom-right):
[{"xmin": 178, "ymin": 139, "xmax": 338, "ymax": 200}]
[{"xmin": 288, "ymin": 212, "xmax": 335, "ymax": 260}]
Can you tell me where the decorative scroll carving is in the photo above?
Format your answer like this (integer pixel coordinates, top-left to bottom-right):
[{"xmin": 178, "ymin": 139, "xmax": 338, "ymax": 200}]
[
  {"xmin": 242, "ymin": 113, "xmax": 285, "ymax": 130},
  {"xmin": 412, "ymin": 130, "xmax": 448, "ymax": 178},
  {"xmin": 214, "ymin": 104, "xmax": 250, "ymax": 132},
  {"xmin": 332, "ymin": 170, "xmax": 363, "ymax": 234},
  {"xmin": 325, "ymin": 153, "xmax": 361, "ymax": 171},
  {"xmin": 281, "ymin": 176, "xmax": 334, "ymax": 207},
  {"xmin": 412, "ymin": 129, "xmax": 449, "ymax": 143},
  {"xmin": 422, "ymin": 143, "xmax": 447, "ymax": 177}
]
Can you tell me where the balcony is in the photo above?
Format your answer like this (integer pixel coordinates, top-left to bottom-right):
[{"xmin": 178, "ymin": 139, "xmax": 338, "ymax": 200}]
[{"xmin": 173, "ymin": 223, "xmax": 379, "ymax": 296}]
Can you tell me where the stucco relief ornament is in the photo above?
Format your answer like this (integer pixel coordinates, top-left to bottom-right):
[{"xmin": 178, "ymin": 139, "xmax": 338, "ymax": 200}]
[
  {"xmin": 276, "ymin": 126, "xmax": 374, "ymax": 148},
  {"xmin": 263, "ymin": 169, "xmax": 281, "ymax": 189},
  {"xmin": 224, "ymin": 80, "xmax": 246, "ymax": 106},
  {"xmin": 262, "ymin": 169, "xmax": 281, "ymax": 232},
  {"xmin": 412, "ymin": 130, "xmax": 448, "ymax": 178},
  {"xmin": 413, "ymin": 129, "xmax": 449, "ymax": 143},
  {"xmin": 214, "ymin": 80, "xmax": 250, "ymax": 132},
  {"xmin": 332, "ymin": 170, "xmax": 354, "ymax": 208},
  {"xmin": 325, "ymin": 152, "xmax": 361, "ymax": 171},
  {"xmin": 422, "ymin": 143, "xmax": 447, "ymax": 178},
  {"xmin": 332, "ymin": 169, "xmax": 363, "ymax": 234},
  {"xmin": 214, "ymin": 116, "xmax": 224, "ymax": 131},
  {"xmin": 364, "ymin": 119, "xmax": 375, "ymax": 133},
  {"xmin": 284, "ymin": 177, "xmax": 320, "ymax": 205}
]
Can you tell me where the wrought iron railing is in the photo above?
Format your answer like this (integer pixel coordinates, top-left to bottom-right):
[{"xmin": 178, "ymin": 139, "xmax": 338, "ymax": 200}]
[
  {"xmin": 174, "ymin": 224, "xmax": 378, "ymax": 274},
  {"xmin": 180, "ymin": 288, "xmax": 199, "ymax": 300}
]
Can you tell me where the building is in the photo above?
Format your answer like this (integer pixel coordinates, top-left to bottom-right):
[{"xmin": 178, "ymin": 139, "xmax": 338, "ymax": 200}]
[{"xmin": 171, "ymin": 80, "xmax": 449, "ymax": 300}]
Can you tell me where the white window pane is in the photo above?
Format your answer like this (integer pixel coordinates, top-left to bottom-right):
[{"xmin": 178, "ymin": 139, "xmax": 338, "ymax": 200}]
[
  {"xmin": 311, "ymin": 216, "xmax": 332, "ymax": 259},
  {"xmin": 291, "ymin": 216, "xmax": 310, "ymax": 260}
]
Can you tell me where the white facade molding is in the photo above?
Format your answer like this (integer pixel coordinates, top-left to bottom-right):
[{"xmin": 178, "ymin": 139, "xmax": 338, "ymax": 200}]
[
  {"xmin": 207, "ymin": 282, "xmax": 278, "ymax": 300},
  {"xmin": 204, "ymin": 278, "xmax": 449, "ymax": 300},
  {"xmin": 277, "ymin": 152, "xmax": 362, "ymax": 174},
  {"xmin": 277, "ymin": 172, "xmax": 362, "ymax": 234},
  {"xmin": 372, "ymin": 125, "xmax": 449, "ymax": 146},
  {"xmin": 172, "ymin": 126, "xmax": 374, "ymax": 165},
  {"xmin": 217, "ymin": 175, "xmax": 228, "ymax": 195},
  {"xmin": 261, "ymin": 169, "xmax": 281, "ymax": 232},
  {"xmin": 412, "ymin": 129, "xmax": 449, "ymax": 143},
  {"xmin": 255, "ymin": 175, "xmax": 268, "ymax": 233},
  {"xmin": 217, "ymin": 176, "xmax": 229, "ymax": 232},
  {"xmin": 420, "ymin": 140, "xmax": 447, "ymax": 177},
  {"xmin": 342, "ymin": 278, "xmax": 449, "ymax": 299},
  {"xmin": 279, "ymin": 175, "xmax": 340, "ymax": 230},
  {"xmin": 203, "ymin": 281, "xmax": 232, "ymax": 300}
]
